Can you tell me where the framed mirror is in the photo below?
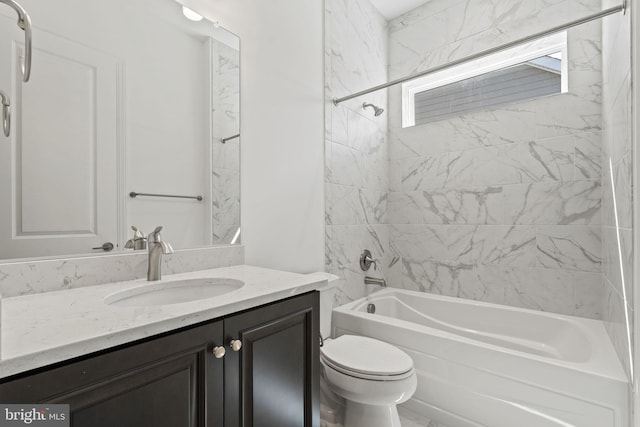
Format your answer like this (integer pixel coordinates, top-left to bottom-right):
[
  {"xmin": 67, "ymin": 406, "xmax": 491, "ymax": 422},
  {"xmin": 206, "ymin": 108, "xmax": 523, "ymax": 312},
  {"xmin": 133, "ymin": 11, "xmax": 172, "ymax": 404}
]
[{"xmin": 0, "ymin": 0, "xmax": 240, "ymax": 262}]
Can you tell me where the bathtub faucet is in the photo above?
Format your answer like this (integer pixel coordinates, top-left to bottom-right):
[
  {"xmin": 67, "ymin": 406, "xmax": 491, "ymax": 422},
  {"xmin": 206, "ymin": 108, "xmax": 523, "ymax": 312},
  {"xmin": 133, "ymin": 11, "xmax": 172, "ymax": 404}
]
[
  {"xmin": 360, "ymin": 249, "xmax": 378, "ymax": 271},
  {"xmin": 364, "ymin": 276, "xmax": 386, "ymax": 287}
]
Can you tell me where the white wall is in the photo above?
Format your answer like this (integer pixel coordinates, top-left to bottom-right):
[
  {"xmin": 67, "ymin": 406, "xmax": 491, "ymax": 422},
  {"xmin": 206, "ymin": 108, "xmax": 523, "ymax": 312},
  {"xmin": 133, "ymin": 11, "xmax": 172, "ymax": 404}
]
[{"xmin": 182, "ymin": 0, "xmax": 325, "ymax": 273}]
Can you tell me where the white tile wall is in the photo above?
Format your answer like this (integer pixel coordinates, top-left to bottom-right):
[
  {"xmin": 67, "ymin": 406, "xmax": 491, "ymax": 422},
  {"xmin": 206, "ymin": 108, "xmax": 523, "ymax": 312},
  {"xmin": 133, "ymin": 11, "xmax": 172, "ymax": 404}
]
[
  {"xmin": 601, "ymin": 0, "xmax": 634, "ymax": 381},
  {"xmin": 385, "ymin": 0, "xmax": 604, "ymax": 319},
  {"xmin": 211, "ymin": 42, "xmax": 240, "ymax": 245},
  {"xmin": 323, "ymin": 0, "xmax": 633, "ymax": 424},
  {"xmin": 325, "ymin": 0, "xmax": 389, "ymax": 305},
  {"xmin": 325, "ymin": 0, "xmax": 614, "ymax": 317}
]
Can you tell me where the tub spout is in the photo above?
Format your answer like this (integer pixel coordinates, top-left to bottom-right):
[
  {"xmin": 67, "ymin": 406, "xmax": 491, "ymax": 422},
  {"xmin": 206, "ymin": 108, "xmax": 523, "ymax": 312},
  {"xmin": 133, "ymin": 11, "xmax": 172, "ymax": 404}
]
[{"xmin": 364, "ymin": 276, "xmax": 386, "ymax": 287}]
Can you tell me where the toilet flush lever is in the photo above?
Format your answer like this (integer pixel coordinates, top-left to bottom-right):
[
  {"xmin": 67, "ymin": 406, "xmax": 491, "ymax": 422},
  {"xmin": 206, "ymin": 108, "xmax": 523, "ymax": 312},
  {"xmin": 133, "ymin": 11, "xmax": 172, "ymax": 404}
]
[{"xmin": 360, "ymin": 249, "xmax": 377, "ymax": 271}]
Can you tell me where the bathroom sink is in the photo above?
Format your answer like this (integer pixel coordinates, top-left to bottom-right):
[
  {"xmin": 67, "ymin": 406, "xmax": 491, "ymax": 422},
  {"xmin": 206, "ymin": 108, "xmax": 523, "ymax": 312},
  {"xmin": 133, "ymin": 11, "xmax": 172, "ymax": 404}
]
[{"xmin": 105, "ymin": 278, "xmax": 245, "ymax": 307}]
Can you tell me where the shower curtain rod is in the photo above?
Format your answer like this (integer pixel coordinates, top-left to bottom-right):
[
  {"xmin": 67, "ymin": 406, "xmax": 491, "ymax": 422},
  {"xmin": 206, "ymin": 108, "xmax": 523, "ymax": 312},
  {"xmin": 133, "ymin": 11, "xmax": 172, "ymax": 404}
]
[{"xmin": 332, "ymin": 2, "xmax": 626, "ymax": 106}]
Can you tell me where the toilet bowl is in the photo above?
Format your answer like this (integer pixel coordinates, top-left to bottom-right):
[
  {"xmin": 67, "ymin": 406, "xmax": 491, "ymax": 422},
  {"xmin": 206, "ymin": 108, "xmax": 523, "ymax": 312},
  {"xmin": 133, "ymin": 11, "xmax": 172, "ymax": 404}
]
[
  {"xmin": 308, "ymin": 272, "xmax": 417, "ymax": 427},
  {"xmin": 320, "ymin": 335, "xmax": 417, "ymax": 427}
]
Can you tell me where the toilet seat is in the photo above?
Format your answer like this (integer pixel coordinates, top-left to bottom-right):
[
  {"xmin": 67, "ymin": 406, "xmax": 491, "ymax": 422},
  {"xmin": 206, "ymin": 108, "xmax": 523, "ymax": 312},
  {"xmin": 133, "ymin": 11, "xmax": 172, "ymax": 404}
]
[{"xmin": 321, "ymin": 335, "xmax": 414, "ymax": 381}]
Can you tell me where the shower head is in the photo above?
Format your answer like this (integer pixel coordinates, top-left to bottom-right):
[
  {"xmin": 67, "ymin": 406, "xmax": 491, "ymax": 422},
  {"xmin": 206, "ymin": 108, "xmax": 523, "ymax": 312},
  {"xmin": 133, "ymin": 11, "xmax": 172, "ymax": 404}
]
[{"xmin": 363, "ymin": 102, "xmax": 384, "ymax": 117}]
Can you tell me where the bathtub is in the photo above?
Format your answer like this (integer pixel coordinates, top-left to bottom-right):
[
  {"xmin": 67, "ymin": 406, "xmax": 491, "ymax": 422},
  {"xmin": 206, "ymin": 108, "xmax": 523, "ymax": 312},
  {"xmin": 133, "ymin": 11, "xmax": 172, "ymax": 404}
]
[{"xmin": 332, "ymin": 289, "xmax": 628, "ymax": 427}]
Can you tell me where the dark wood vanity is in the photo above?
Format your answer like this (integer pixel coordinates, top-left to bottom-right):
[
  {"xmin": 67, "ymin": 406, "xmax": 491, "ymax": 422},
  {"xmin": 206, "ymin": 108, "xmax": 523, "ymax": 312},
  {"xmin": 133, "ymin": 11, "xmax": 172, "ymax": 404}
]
[{"xmin": 0, "ymin": 292, "xmax": 319, "ymax": 427}]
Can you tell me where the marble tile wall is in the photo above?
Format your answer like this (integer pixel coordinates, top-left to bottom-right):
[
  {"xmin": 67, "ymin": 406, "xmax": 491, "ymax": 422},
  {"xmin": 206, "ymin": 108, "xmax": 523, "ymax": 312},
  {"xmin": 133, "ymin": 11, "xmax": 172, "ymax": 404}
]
[
  {"xmin": 601, "ymin": 0, "xmax": 634, "ymax": 382},
  {"xmin": 323, "ymin": 0, "xmax": 633, "ymax": 424},
  {"xmin": 323, "ymin": 0, "xmax": 630, "ymax": 424},
  {"xmin": 385, "ymin": 0, "xmax": 605, "ymax": 318},
  {"xmin": 325, "ymin": 0, "xmax": 390, "ymax": 305},
  {"xmin": 212, "ymin": 42, "xmax": 241, "ymax": 245}
]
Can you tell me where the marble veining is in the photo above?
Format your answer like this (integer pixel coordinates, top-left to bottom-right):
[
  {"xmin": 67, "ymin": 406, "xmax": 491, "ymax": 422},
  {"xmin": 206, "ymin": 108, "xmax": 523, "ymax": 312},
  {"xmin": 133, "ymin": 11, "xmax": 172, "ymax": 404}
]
[
  {"xmin": 328, "ymin": 185, "xmax": 388, "ymax": 225},
  {"xmin": 1, "ymin": 265, "xmax": 325, "ymax": 378},
  {"xmin": 382, "ymin": 0, "xmax": 604, "ymax": 321},
  {"xmin": 389, "ymin": 152, "xmax": 453, "ymax": 191},
  {"xmin": 212, "ymin": 169, "xmax": 241, "ymax": 226},
  {"xmin": 536, "ymin": 226, "xmax": 601, "ymax": 272},
  {"xmin": 211, "ymin": 41, "xmax": 240, "ymax": 245},
  {"xmin": 327, "ymin": 0, "xmax": 607, "ymax": 323},
  {"xmin": 453, "ymin": 225, "xmax": 537, "ymax": 268},
  {"xmin": 325, "ymin": 0, "xmax": 390, "ymax": 305},
  {"xmin": 324, "ymin": 1, "xmax": 631, "ymax": 424},
  {"xmin": 573, "ymin": 132, "xmax": 601, "ymax": 179},
  {"xmin": 422, "ymin": 186, "xmax": 505, "ymax": 225},
  {"xmin": 504, "ymin": 181, "xmax": 601, "ymax": 225}
]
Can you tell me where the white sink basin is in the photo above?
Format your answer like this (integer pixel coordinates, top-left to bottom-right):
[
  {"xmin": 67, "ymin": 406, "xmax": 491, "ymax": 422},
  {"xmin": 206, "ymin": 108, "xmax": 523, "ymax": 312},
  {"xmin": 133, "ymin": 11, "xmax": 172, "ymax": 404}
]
[{"xmin": 105, "ymin": 278, "xmax": 245, "ymax": 307}]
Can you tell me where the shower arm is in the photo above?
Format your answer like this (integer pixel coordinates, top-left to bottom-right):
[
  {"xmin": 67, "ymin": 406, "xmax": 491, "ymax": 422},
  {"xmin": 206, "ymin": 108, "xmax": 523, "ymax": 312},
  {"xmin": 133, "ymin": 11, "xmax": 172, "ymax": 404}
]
[
  {"xmin": 0, "ymin": 90, "xmax": 10, "ymax": 137},
  {"xmin": 0, "ymin": 0, "xmax": 31, "ymax": 82}
]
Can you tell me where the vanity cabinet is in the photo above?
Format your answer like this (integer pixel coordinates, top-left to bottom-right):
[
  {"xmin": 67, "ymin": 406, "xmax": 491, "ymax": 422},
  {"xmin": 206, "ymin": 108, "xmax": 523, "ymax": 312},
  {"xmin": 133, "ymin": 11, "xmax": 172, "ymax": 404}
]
[
  {"xmin": 2, "ymin": 320, "xmax": 225, "ymax": 427},
  {"xmin": 224, "ymin": 292, "xmax": 319, "ymax": 427},
  {"xmin": 0, "ymin": 291, "xmax": 319, "ymax": 427}
]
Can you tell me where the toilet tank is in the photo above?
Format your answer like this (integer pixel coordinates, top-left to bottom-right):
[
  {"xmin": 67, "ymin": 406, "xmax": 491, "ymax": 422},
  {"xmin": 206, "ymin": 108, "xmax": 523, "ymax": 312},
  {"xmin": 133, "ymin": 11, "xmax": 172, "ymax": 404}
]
[{"xmin": 306, "ymin": 272, "xmax": 340, "ymax": 339}]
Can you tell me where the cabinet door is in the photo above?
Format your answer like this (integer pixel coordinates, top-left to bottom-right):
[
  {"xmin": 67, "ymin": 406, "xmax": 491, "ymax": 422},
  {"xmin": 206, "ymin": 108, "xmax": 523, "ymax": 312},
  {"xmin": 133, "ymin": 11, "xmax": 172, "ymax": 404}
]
[
  {"xmin": 0, "ymin": 320, "xmax": 224, "ymax": 427},
  {"xmin": 224, "ymin": 291, "xmax": 319, "ymax": 427}
]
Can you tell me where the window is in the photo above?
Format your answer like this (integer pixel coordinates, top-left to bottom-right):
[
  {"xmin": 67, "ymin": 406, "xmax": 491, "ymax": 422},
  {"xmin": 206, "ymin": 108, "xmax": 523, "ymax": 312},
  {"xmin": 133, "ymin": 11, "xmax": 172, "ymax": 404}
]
[{"xmin": 401, "ymin": 32, "xmax": 568, "ymax": 128}]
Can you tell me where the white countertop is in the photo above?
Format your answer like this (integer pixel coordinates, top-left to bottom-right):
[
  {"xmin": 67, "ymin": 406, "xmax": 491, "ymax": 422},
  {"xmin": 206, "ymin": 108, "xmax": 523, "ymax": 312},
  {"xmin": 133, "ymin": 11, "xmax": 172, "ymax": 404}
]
[{"xmin": 0, "ymin": 265, "xmax": 326, "ymax": 379}]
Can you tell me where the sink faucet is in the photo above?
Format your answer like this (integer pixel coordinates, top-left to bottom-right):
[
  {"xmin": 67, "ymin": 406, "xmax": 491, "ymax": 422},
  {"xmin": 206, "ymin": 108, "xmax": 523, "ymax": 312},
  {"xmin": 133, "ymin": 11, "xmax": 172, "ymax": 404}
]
[
  {"xmin": 125, "ymin": 226, "xmax": 147, "ymax": 250},
  {"xmin": 147, "ymin": 226, "xmax": 174, "ymax": 281}
]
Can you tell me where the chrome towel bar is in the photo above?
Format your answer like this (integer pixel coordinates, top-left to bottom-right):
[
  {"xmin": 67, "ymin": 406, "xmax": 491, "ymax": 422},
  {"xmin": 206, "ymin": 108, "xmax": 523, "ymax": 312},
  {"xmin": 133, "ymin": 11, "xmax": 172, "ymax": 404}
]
[
  {"xmin": 129, "ymin": 192, "xmax": 203, "ymax": 201},
  {"xmin": 221, "ymin": 133, "xmax": 240, "ymax": 144}
]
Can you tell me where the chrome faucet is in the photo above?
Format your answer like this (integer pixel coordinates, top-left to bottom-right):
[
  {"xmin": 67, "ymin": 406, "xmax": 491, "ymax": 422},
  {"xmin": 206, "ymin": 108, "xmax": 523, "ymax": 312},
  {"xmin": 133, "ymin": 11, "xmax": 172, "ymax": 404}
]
[
  {"xmin": 147, "ymin": 226, "xmax": 174, "ymax": 281},
  {"xmin": 364, "ymin": 276, "xmax": 386, "ymax": 287},
  {"xmin": 125, "ymin": 226, "xmax": 147, "ymax": 250}
]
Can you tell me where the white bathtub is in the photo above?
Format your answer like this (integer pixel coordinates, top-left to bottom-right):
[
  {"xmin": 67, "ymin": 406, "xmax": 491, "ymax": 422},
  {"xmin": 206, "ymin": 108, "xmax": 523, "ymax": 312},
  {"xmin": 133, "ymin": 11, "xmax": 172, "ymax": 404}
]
[{"xmin": 332, "ymin": 289, "xmax": 628, "ymax": 427}]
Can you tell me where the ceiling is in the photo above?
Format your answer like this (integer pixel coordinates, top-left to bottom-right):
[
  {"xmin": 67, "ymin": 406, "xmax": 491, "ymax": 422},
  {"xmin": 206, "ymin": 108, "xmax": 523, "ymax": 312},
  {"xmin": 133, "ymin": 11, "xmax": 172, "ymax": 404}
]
[{"xmin": 368, "ymin": 0, "xmax": 428, "ymax": 20}]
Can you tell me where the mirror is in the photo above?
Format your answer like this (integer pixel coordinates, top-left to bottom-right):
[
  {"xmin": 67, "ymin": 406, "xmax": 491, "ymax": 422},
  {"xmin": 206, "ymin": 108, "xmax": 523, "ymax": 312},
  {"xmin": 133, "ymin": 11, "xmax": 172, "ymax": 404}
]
[{"xmin": 0, "ymin": 0, "xmax": 240, "ymax": 262}]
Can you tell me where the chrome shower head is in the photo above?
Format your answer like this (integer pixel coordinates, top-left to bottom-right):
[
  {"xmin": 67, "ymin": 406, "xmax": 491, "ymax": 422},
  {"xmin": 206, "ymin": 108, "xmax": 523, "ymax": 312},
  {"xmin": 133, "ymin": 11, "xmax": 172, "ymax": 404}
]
[{"xmin": 363, "ymin": 102, "xmax": 384, "ymax": 117}]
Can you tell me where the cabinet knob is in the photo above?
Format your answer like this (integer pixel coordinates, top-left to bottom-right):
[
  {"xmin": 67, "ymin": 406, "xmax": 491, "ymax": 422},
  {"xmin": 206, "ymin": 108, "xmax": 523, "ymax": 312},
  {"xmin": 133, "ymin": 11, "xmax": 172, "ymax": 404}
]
[
  {"xmin": 230, "ymin": 339, "xmax": 242, "ymax": 352},
  {"xmin": 212, "ymin": 346, "xmax": 226, "ymax": 359}
]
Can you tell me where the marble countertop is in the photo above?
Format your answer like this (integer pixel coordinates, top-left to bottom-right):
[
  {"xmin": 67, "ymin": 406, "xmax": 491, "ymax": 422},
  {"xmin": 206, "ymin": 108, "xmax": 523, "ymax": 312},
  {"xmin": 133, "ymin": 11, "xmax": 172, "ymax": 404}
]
[{"xmin": 0, "ymin": 265, "xmax": 326, "ymax": 379}]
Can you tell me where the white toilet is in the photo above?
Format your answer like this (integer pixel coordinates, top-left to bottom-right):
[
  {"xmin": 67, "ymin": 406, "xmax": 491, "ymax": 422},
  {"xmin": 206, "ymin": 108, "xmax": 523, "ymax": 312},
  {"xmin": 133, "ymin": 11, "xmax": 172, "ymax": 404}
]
[{"xmin": 315, "ymin": 274, "xmax": 417, "ymax": 427}]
